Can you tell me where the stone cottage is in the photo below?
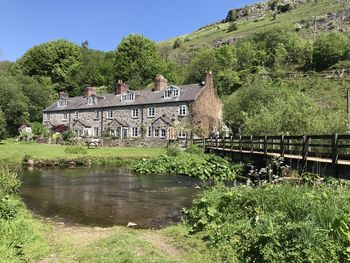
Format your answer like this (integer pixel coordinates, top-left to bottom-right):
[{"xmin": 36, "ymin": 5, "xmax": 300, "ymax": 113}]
[{"xmin": 42, "ymin": 72, "xmax": 222, "ymax": 140}]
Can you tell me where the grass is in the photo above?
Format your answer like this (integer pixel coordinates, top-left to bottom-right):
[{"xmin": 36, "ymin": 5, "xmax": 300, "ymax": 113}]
[
  {"xmin": 0, "ymin": 139, "xmax": 166, "ymax": 164},
  {"xmin": 158, "ymin": 0, "xmax": 347, "ymax": 63}
]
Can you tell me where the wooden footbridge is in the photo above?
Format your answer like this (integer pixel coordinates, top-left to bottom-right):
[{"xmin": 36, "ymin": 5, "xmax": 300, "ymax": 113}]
[{"xmin": 193, "ymin": 134, "xmax": 350, "ymax": 178}]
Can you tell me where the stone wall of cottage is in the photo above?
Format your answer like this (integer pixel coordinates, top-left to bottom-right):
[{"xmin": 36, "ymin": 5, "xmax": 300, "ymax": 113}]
[
  {"xmin": 189, "ymin": 72, "xmax": 222, "ymax": 138},
  {"xmin": 43, "ymin": 101, "xmax": 190, "ymax": 138}
]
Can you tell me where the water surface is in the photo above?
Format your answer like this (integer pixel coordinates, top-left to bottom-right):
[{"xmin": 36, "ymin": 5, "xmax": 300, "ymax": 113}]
[{"xmin": 21, "ymin": 167, "xmax": 201, "ymax": 228}]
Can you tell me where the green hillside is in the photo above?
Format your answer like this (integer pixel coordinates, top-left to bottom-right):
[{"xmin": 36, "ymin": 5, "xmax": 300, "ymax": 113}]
[{"xmin": 158, "ymin": 0, "xmax": 350, "ymax": 64}]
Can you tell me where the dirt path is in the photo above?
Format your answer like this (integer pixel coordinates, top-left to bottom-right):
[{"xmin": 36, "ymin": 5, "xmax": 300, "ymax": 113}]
[{"xmin": 38, "ymin": 221, "xmax": 183, "ymax": 263}]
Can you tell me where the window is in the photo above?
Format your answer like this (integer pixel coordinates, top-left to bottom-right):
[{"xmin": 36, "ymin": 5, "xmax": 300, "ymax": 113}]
[
  {"xmin": 147, "ymin": 127, "xmax": 153, "ymax": 137},
  {"xmin": 173, "ymin": 89, "xmax": 180, "ymax": 97},
  {"xmin": 179, "ymin": 105, "xmax": 187, "ymax": 116},
  {"xmin": 74, "ymin": 111, "xmax": 79, "ymax": 120},
  {"xmin": 87, "ymin": 97, "xmax": 94, "ymax": 105},
  {"xmin": 132, "ymin": 108, "xmax": 139, "ymax": 118},
  {"xmin": 178, "ymin": 131, "xmax": 186, "ymax": 138},
  {"xmin": 154, "ymin": 129, "xmax": 160, "ymax": 137},
  {"xmin": 161, "ymin": 129, "xmax": 167, "ymax": 139},
  {"xmin": 58, "ymin": 100, "xmax": 66, "ymax": 107},
  {"xmin": 121, "ymin": 93, "xmax": 135, "ymax": 102},
  {"xmin": 93, "ymin": 127, "xmax": 99, "ymax": 137},
  {"xmin": 62, "ymin": 113, "xmax": 68, "ymax": 121},
  {"xmin": 123, "ymin": 128, "xmax": 128, "ymax": 138},
  {"xmin": 132, "ymin": 127, "xmax": 138, "ymax": 137},
  {"xmin": 148, "ymin": 107, "xmax": 155, "ymax": 117},
  {"xmin": 164, "ymin": 89, "xmax": 171, "ymax": 98},
  {"xmin": 44, "ymin": 113, "xmax": 50, "ymax": 121},
  {"xmin": 107, "ymin": 110, "xmax": 113, "ymax": 119},
  {"xmin": 94, "ymin": 110, "xmax": 100, "ymax": 119}
]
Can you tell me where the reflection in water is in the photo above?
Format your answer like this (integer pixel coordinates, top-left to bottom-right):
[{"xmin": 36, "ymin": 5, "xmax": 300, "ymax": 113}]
[{"xmin": 20, "ymin": 167, "xmax": 201, "ymax": 228}]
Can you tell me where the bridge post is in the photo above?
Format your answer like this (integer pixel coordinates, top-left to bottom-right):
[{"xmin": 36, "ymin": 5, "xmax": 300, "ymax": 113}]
[
  {"xmin": 239, "ymin": 135, "xmax": 243, "ymax": 162},
  {"xmin": 250, "ymin": 135, "xmax": 254, "ymax": 161},
  {"xmin": 301, "ymin": 135, "xmax": 309, "ymax": 172},
  {"xmin": 332, "ymin": 133, "xmax": 339, "ymax": 177},
  {"xmin": 280, "ymin": 134, "xmax": 285, "ymax": 157},
  {"xmin": 264, "ymin": 135, "xmax": 268, "ymax": 162}
]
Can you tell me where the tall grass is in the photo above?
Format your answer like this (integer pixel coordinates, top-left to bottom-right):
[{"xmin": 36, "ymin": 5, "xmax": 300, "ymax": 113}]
[{"xmin": 0, "ymin": 164, "xmax": 50, "ymax": 262}]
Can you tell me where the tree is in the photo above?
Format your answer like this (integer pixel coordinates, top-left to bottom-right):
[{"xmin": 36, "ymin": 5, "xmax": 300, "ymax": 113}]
[
  {"xmin": 313, "ymin": 32, "xmax": 350, "ymax": 70},
  {"xmin": 114, "ymin": 34, "xmax": 173, "ymax": 89},
  {"xmin": 0, "ymin": 109, "xmax": 6, "ymax": 141},
  {"xmin": 16, "ymin": 39, "xmax": 83, "ymax": 92}
]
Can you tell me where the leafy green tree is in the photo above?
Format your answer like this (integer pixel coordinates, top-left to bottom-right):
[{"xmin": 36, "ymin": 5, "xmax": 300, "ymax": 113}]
[
  {"xmin": 313, "ymin": 32, "xmax": 350, "ymax": 70},
  {"xmin": 0, "ymin": 109, "xmax": 6, "ymax": 141},
  {"xmin": 0, "ymin": 74, "xmax": 30, "ymax": 135},
  {"xmin": 114, "ymin": 34, "xmax": 173, "ymax": 89},
  {"xmin": 16, "ymin": 39, "xmax": 83, "ymax": 92}
]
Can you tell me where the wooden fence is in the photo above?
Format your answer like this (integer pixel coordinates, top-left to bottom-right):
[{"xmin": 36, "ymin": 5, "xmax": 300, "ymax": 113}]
[{"xmin": 193, "ymin": 134, "xmax": 350, "ymax": 166}]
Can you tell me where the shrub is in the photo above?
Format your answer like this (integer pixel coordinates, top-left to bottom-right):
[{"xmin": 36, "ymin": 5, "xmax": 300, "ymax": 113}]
[
  {"xmin": 131, "ymin": 153, "xmax": 241, "ymax": 181},
  {"xmin": 173, "ymin": 38, "xmax": 183, "ymax": 49},
  {"xmin": 166, "ymin": 146, "xmax": 181, "ymax": 157},
  {"xmin": 61, "ymin": 130, "xmax": 76, "ymax": 141},
  {"xmin": 185, "ymin": 144, "xmax": 203, "ymax": 155},
  {"xmin": 64, "ymin": 145, "xmax": 87, "ymax": 154},
  {"xmin": 187, "ymin": 183, "xmax": 350, "ymax": 262},
  {"xmin": 31, "ymin": 122, "xmax": 48, "ymax": 137},
  {"xmin": 227, "ymin": 22, "xmax": 238, "ymax": 32}
]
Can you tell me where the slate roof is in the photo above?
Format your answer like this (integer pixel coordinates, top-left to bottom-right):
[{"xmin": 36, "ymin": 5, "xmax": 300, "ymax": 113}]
[{"xmin": 43, "ymin": 84, "xmax": 205, "ymax": 113}]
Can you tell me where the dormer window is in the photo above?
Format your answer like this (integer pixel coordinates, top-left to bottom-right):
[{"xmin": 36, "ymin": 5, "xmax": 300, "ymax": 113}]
[
  {"xmin": 88, "ymin": 96, "xmax": 95, "ymax": 105},
  {"xmin": 173, "ymin": 89, "xmax": 180, "ymax": 97},
  {"xmin": 121, "ymin": 93, "xmax": 135, "ymax": 102},
  {"xmin": 58, "ymin": 100, "xmax": 66, "ymax": 107},
  {"xmin": 164, "ymin": 89, "xmax": 171, "ymax": 98}
]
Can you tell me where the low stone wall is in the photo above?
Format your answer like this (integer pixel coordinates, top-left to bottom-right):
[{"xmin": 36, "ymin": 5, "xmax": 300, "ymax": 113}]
[{"xmin": 36, "ymin": 137, "xmax": 171, "ymax": 147}]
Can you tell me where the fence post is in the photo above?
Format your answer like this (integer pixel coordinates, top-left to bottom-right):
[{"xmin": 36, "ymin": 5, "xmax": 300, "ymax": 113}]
[
  {"xmin": 223, "ymin": 136, "xmax": 226, "ymax": 150},
  {"xmin": 250, "ymin": 135, "xmax": 254, "ymax": 161},
  {"xmin": 230, "ymin": 136, "xmax": 234, "ymax": 151},
  {"xmin": 203, "ymin": 137, "xmax": 206, "ymax": 150},
  {"xmin": 301, "ymin": 135, "xmax": 309, "ymax": 171},
  {"xmin": 332, "ymin": 134, "xmax": 339, "ymax": 166},
  {"xmin": 239, "ymin": 135, "xmax": 243, "ymax": 162},
  {"xmin": 264, "ymin": 135, "xmax": 268, "ymax": 161},
  {"xmin": 280, "ymin": 134, "xmax": 285, "ymax": 157},
  {"xmin": 216, "ymin": 137, "xmax": 218, "ymax": 149}
]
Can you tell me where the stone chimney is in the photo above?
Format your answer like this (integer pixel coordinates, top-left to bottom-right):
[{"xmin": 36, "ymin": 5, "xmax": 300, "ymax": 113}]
[
  {"xmin": 84, "ymin": 86, "xmax": 96, "ymax": 97},
  {"xmin": 154, "ymin": 75, "xmax": 168, "ymax": 91},
  {"xmin": 205, "ymin": 70, "xmax": 214, "ymax": 88},
  {"xmin": 59, "ymin": 91, "xmax": 68, "ymax": 100},
  {"xmin": 115, "ymin": 80, "xmax": 129, "ymax": 95}
]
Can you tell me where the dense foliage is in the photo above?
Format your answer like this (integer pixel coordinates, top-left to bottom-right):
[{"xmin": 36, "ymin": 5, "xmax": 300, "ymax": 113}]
[
  {"xmin": 131, "ymin": 151, "xmax": 241, "ymax": 181},
  {"xmin": 187, "ymin": 182, "xmax": 350, "ymax": 262},
  {"xmin": 0, "ymin": 165, "xmax": 49, "ymax": 262},
  {"xmin": 223, "ymin": 78, "xmax": 348, "ymax": 135},
  {"xmin": 114, "ymin": 34, "xmax": 175, "ymax": 89}
]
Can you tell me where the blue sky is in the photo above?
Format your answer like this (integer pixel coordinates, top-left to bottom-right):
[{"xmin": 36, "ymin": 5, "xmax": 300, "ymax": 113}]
[{"xmin": 1, "ymin": 0, "xmax": 259, "ymax": 61}]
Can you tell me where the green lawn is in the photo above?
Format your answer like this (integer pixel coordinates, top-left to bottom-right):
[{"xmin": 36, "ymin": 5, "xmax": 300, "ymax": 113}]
[{"xmin": 0, "ymin": 139, "xmax": 166, "ymax": 164}]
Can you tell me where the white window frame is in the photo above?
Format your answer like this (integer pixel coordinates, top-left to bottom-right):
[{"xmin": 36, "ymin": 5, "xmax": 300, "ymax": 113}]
[
  {"xmin": 173, "ymin": 89, "xmax": 180, "ymax": 97},
  {"xmin": 74, "ymin": 111, "xmax": 79, "ymax": 120},
  {"xmin": 58, "ymin": 100, "xmax": 66, "ymax": 107},
  {"xmin": 44, "ymin": 113, "xmax": 50, "ymax": 121},
  {"xmin": 122, "ymin": 93, "xmax": 135, "ymax": 102},
  {"xmin": 107, "ymin": 110, "xmax": 113, "ymax": 119},
  {"xmin": 147, "ymin": 127, "xmax": 153, "ymax": 137},
  {"xmin": 62, "ymin": 113, "xmax": 68, "ymax": 121},
  {"xmin": 164, "ymin": 89, "xmax": 171, "ymax": 98},
  {"xmin": 154, "ymin": 129, "xmax": 160, "ymax": 137},
  {"xmin": 132, "ymin": 127, "xmax": 138, "ymax": 137},
  {"xmin": 179, "ymin": 105, "xmax": 187, "ymax": 116},
  {"xmin": 94, "ymin": 110, "xmax": 100, "ymax": 119},
  {"xmin": 161, "ymin": 129, "xmax": 167, "ymax": 139},
  {"xmin": 132, "ymin": 108, "xmax": 139, "ymax": 118},
  {"xmin": 178, "ymin": 131, "xmax": 186, "ymax": 139},
  {"xmin": 148, "ymin": 107, "xmax": 155, "ymax": 117},
  {"xmin": 87, "ymin": 97, "xmax": 94, "ymax": 105},
  {"xmin": 93, "ymin": 127, "xmax": 99, "ymax": 137}
]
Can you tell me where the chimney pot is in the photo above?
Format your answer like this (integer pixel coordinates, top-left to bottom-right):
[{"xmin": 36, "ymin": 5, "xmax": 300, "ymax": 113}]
[{"xmin": 59, "ymin": 91, "xmax": 68, "ymax": 100}]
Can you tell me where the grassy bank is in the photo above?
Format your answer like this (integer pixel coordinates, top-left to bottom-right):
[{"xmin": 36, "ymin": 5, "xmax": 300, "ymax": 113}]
[
  {"xmin": 0, "ymin": 139, "xmax": 166, "ymax": 165},
  {"xmin": 0, "ymin": 165, "xmax": 50, "ymax": 263}
]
